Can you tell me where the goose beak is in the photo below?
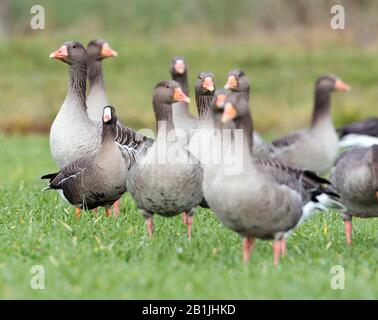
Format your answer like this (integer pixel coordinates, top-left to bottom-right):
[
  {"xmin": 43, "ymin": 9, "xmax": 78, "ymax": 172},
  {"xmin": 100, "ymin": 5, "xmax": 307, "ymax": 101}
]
[
  {"xmin": 101, "ymin": 43, "xmax": 118, "ymax": 58},
  {"xmin": 376, "ymin": 191, "xmax": 378, "ymax": 200},
  {"xmin": 215, "ymin": 94, "xmax": 227, "ymax": 109},
  {"xmin": 224, "ymin": 76, "xmax": 237, "ymax": 89},
  {"xmin": 174, "ymin": 60, "xmax": 186, "ymax": 74},
  {"xmin": 49, "ymin": 45, "xmax": 68, "ymax": 60},
  {"xmin": 173, "ymin": 87, "xmax": 190, "ymax": 103},
  {"xmin": 202, "ymin": 77, "xmax": 215, "ymax": 92},
  {"xmin": 335, "ymin": 79, "xmax": 351, "ymax": 91},
  {"xmin": 221, "ymin": 102, "xmax": 237, "ymax": 123}
]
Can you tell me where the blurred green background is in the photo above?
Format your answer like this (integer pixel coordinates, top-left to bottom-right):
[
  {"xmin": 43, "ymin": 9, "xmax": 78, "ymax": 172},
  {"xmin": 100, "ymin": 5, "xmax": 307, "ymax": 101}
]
[{"xmin": 0, "ymin": 0, "xmax": 377, "ymax": 135}]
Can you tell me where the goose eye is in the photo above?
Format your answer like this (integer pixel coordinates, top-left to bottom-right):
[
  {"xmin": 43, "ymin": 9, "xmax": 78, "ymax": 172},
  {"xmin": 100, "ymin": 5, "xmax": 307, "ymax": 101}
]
[
  {"xmin": 73, "ymin": 45, "xmax": 76, "ymax": 49},
  {"xmin": 166, "ymin": 85, "xmax": 170, "ymax": 89}
]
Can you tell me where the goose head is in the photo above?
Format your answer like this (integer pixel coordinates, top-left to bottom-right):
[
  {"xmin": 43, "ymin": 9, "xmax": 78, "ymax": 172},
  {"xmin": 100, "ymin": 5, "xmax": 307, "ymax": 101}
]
[
  {"xmin": 87, "ymin": 39, "xmax": 118, "ymax": 61},
  {"xmin": 316, "ymin": 74, "xmax": 350, "ymax": 92},
  {"xmin": 195, "ymin": 72, "xmax": 215, "ymax": 95},
  {"xmin": 224, "ymin": 69, "xmax": 250, "ymax": 92},
  {"xmin": 49, "ymin": 41, "xmax": 87, "ymax": 65},
  {"xmin": 170, "ymin": 56, "xmax": 187, "ymax": 76},
  {"xmin": 154, "ymin": 80, "xmax": 190, "ymax": 105},
  {"xmin": 221, "ymin": 95, "xmax": 249, "ymax": 124}
]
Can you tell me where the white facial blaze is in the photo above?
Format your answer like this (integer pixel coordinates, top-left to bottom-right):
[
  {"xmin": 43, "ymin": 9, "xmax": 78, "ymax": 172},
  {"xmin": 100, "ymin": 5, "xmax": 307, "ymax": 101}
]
[{"xmin": 103, "ymin": 107, "xmax": 112, "ymax": 122}]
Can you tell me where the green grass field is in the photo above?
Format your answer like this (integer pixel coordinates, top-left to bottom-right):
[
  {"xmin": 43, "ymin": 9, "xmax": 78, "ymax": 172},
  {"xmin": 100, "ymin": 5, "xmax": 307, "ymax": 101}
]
[{"xmin": 0, "ymin": 134, "xmax": 377, "ymax": 299}]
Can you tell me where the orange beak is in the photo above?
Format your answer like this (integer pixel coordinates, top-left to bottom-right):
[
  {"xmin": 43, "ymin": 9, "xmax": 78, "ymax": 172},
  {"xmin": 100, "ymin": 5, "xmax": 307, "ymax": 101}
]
[
  {"xmin": 173, "ymin": 87, "xmax": 190, "ymax": 103},
  {"xmin": 215, "ymin": 94, "xmax": 227, "ymax": 108},
  {"xmin": 376, "ymin": 191, "xmax": 378, "ymax": 200},
  {"xmin": 174, "ymin": 60, "xmax": 186, "ymax": 74},
  {"xmin": 335, "ymin": 79, "xmax": 351, "ymax": 91},
  {"xmin": 101, "ymin": 43, "xmax": 118, "ymax": 58},
  {"xmin": 224, "ymin": 76, "xmax": 237, "ymax": 89},
  {"xmin": 221, "ymin": 102, "xmax": 237, "ymax": 123},
  {"xmin": 202, "ymin": 77, "xmax": 215, "ymax": 92},
  {"xmin": 49, "ymin": 45, "xmax": 68, "ymax": 60}
]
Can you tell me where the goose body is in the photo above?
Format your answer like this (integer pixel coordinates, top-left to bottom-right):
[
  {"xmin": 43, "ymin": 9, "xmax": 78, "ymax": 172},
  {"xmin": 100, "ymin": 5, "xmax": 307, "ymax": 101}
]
[
  {"xmin": 127, "ymin": 80, "xmax": 203, "ymax": 237},
  {"xmin": 271, "ymin": 75, "xmax": 350, "ymax": 175},
  {"xmin": 329, "ymin": 145, "xmax": 378, "ymax": 244},
  {"xmin": 43, "ymin": 107, "xmax": 129, "ymax": 212},
  {"xmin": 337, "ymin": 117, "xmax": 378, "ymax": 149}
]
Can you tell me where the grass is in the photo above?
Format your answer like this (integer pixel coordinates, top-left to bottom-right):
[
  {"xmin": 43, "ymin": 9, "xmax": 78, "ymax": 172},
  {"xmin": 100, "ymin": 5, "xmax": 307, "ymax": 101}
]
[{"xmin": 0, "ymin": 134, "xmax": 377, "ymax": 299}]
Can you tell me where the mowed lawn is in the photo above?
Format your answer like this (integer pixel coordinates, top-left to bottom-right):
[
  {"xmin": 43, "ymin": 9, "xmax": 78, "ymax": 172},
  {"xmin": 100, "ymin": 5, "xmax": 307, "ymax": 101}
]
[{"xmin": 0, "ymin": 134, "xmax": 377, "ymax": 299}]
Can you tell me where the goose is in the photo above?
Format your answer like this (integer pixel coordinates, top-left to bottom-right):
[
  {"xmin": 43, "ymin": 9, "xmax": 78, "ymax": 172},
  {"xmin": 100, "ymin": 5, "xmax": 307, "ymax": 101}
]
[
  {"xmin": 337, "ymin": 117, "xmax": 378, "ymax": 149},
  {"xmin": 329, "ymin": 145, "xmax": 378, "ymax": 245},
  {"xmin": 170, "ymin": 56, "xmax": 197, "ymax": 136},
  {"xmin": 203, "ymin": 94, "xmax": 344, "ymax": 265},
  {"xmin": 86, "ymin": 39, "xmax": 118, "ymax": 121},
  {"xmin": 49, "ymin": 41, "xmax": 152, "ymax": 216},
  {"xmin": 127, "ymin": 80, "xmax": 203, "ymax": 238},
  {"xmin": 42, "ymin": 106, "xmax": 130, "ymax": 217},
  {"xmin": 187, "ymin": 72, "xmax": 216, "ymax": 162},
  {"xmin": 271, "ymin": 75, "xmax": 350, "ymax": 175},
  {"xmin": 224, "ymin": 69, "xmax": 275, "ymax": 158}
]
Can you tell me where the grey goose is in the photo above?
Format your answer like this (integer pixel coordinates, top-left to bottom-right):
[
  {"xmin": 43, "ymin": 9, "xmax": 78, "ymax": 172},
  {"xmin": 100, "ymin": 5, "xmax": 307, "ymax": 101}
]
[
  {"xmin": 224, "ymin": 69, "xmax": 275, "ymax": 158},
  {"xmin": 203, "ymin": 94, "xmax": 344, "ymax": 265},
  {"xmin": 271, "ymin": 75, "xmax": 350, "ymax": 175},
  {"xmin": 42, "ymin": 106, "xmax": 130, "ymax": 217},
  {"xmin": 127, "ymin": 80, "xmax": 203, "ymax": 238},
  {"xmin": 330, "ymin": 145, "xmax": 378, "ymax": 245}
]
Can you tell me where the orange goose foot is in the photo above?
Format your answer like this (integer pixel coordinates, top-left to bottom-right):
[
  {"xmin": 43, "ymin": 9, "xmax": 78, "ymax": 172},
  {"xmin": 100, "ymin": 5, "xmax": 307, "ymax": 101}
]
[
  {"xmin": 75, "ymin": 208, "xmax": 81, "ymax": 219},
  {"xmin": 344, "ymin": 220, "xmax": 352, "ymax": 246},
  {"xmin": 243, "ymin": 237, "xmax": 255, "ymax": 263}
]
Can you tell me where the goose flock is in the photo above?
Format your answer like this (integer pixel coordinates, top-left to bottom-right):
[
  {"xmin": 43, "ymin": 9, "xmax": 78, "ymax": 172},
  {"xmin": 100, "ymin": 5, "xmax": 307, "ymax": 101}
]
[{"xmin": 42, "ymin": 39, "xmax": 378, "ymax": 266}]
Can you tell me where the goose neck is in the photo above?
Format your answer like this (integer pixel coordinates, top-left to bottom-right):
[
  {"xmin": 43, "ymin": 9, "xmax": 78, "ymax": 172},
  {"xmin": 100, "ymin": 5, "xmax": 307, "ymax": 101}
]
[{"xmin": 311, "ymin": 87, "xmax": 331, "ymax": 127}]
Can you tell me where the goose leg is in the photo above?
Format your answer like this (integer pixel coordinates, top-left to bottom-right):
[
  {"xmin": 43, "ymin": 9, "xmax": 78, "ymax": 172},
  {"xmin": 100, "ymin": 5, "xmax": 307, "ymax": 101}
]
[
  {"xmin": 182, "ymin": 212, "xmax": 187, "ymax": 225},
  {"xmin": 243, "ymin": 237, "xmax": 255, "ymax": 263},
  {"xmin": 105, "ymin": 208, "xmax": 112, "ymax": 217},
  {"xmin": 186, "ymin": 209, "xmax": 195, "ymax": 239},
  {"xmin": 280, "ymin": 239, "xmax": 287, "ymax": 256},
  {"xmin": 113, "ymin": 199, "xmax": 120, "ymax": 218},
  {"xmin": 146, "ymin": 217, "xmax": 154, "ymax": 237},
  {"xmin": 273, "ymin": 240, "xmax": 281, "ymax": 266},
  {"xmin": 344, "ymin": 220, "xmax": 353, "ymax": 246},
  {"xmin": 75, "ymin": 208, "xmax": 81, "ymax": 219},
  {"xmin": 342, "ymin": 214, "xmax": 352, "ymax": 246}
]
